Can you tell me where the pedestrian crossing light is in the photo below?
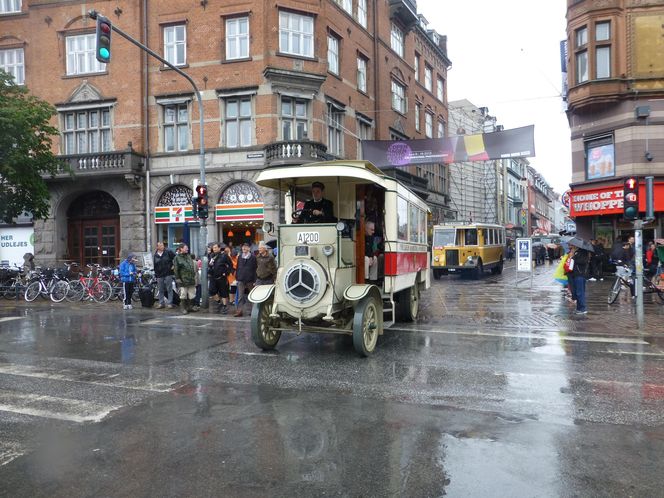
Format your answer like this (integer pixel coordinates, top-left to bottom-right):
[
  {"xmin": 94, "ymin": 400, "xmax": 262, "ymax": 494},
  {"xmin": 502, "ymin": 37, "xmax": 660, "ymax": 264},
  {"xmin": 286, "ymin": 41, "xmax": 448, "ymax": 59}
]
[
  {"xmin": 195, "ymin": 184, "xmax": 209, "ymax": 219},
  {"xmin": 95, "ymin": 15, "xmax": 112, "ymax": 64},
  {"xmin": 623, "ymin": 177, "xmax": 639, "ymax": 220}
]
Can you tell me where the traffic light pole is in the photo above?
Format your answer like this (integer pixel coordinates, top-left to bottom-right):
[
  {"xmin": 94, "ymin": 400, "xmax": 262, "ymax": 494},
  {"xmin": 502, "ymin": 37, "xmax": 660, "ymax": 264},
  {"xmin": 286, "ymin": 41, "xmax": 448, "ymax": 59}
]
[
  {"xmin": 634, "ymin": 220, "xmax": 644, "ymax": 329},
  {"xmin": 88, "ymin": 11, "xmax": 209, "ymax": 308}
]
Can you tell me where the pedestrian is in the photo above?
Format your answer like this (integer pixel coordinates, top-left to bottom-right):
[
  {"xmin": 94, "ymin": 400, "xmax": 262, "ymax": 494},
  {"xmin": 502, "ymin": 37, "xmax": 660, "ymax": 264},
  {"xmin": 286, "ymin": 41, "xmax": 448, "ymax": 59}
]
[
  {"xmin": 506, "ymin": 243, "xmax": 514, "ymax": 262},
  {"xmin": 645, "ymin": 241, "xmax": 659, "ymax": 276},
  {"xmin": 173, "ymin": 243, "xmax": 197, "ymax": 315},
  {"xmin": 119, "ymin": 253, "xmax": 138, "ymax": 310},
  {"xmin": 588, "ymin": 238, "xmax": 604, "ymax": 281},
  {"xmin": 570, "ymin": 245, "xmax": 590, "ymax": 314},
  {"xmin": 153, "ymin": 241, "xmax": 176, "ymax": 308},
  {"xmin": 211, "ymin": 243, "xmax": 232, "ymax": 314},
  {"xmin": 565, "ymin": 246, "xmax": 576, "ymax": 303},
  {"xmin": 192, "ymin": 254, "xmax": 202, "ymax": 311},
  {"xmin": 234, "ymin": 242, "xmax": 257, "ymax": 317},
  {"xmin": 225, "ymin": 245, "xmax": 238, "ymax": 308},
  {"xmin": 256, "ymin": 241, "xmax": 277, "ymax": 285}
]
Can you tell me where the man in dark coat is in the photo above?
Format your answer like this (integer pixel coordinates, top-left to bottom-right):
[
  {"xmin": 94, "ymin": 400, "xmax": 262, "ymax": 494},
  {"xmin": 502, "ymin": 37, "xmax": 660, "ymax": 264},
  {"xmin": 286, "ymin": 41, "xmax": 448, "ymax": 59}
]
[
  {"xmin": 153, "ymin": 241, "xmax": 176, "ymax": 308},
  {"xmin": 297, "ymin": 181, "xmax": 335, "ymax": 223},
  {"xmin": 234, "ymin": 243, "xmax": 257, "ymax": 317},
  {"xmin": 210, "ymin": 243, "xmax": 232, "ymax": 314}
]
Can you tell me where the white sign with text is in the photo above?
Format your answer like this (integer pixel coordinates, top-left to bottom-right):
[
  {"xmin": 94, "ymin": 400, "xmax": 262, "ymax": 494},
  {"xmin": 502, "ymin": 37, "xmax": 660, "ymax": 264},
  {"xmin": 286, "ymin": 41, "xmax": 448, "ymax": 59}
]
[{"xmin": 516, "ymin": 238, "xmax": 532, "ymax": 273}]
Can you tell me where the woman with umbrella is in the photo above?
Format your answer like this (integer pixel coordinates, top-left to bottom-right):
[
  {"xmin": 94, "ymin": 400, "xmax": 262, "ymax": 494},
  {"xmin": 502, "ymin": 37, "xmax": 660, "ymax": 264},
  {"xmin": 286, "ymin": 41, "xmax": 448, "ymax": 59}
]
[{"xmin": 568, "ymin": 237, "xmax": 594, "ymax": 315}]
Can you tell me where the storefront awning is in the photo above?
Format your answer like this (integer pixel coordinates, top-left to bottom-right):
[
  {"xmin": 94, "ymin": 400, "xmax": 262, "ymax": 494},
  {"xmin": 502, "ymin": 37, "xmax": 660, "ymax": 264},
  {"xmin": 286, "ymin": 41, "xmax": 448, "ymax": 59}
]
[
  {"xmin": 155, "ymin": 206, "xmax": 195, "ymax": 223},
  {"xmin": 215, "ymin": 203, "xmax": 264, "ymax": 222}
]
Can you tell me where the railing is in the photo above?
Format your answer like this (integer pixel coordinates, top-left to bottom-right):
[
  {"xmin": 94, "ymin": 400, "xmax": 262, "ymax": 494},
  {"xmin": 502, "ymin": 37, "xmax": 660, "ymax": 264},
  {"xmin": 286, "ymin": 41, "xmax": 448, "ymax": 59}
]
[
  {"xmin": 264, "ymin": 141, "xmax": 329, "ymax": 166},
  {"xmin": 53, "ymin": 146, "xmax": 144, "ymax": 178}
]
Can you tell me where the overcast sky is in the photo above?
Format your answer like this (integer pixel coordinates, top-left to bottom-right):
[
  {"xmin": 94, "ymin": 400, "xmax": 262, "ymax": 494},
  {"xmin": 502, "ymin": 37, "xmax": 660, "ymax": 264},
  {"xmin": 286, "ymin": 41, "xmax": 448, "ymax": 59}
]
[{"xmin": 417, "ymin": 0, "xmax": 571, "ymax": 194}]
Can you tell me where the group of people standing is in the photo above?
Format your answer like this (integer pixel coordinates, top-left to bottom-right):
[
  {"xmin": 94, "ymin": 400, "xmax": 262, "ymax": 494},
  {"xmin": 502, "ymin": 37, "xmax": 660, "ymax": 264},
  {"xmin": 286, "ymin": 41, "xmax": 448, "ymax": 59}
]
[{"xmin": 134, "ymin": 239, "xmax": 277, "ymax": 316}]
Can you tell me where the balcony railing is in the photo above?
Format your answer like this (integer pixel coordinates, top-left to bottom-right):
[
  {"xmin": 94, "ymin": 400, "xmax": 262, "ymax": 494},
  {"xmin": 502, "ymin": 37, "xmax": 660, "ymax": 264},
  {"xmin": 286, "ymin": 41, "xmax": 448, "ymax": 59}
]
[
  {"xmin": 265, "ymin": 141, "xmax": 329, "ymax": 166},
  {"xmin": 52, "ymin": 146, "xmax": 144, "ymax": 179}
]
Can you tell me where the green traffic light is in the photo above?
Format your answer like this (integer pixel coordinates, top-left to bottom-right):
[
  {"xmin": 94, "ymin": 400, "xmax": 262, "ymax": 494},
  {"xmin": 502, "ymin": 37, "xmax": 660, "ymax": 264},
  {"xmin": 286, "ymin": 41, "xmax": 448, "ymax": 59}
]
[
  {"xmin": 624, "ymin": 206, "xmax": 638, "ymax": 219},
  {"xmin": 99, "ymin": 47, "xmax": 110, "ymax": 59}
]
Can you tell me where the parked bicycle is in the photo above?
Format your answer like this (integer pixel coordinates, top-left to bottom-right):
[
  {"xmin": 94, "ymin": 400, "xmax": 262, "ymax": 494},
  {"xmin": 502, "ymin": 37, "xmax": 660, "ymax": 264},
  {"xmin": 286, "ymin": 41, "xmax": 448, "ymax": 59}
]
[
  {"xmin": 65, "ymin": 264, "xmax": 112, "ymax": 303},
  {"xmin": 607, "ymin": 260, "xmax": 664, "ymax": 304},
  {"xmin": 0, "ymin": 265, "xmax": 25, "ymax": 299},
  {"xmin": 24, "ymin": 266, "xmax": 69, "ymax": 303}
]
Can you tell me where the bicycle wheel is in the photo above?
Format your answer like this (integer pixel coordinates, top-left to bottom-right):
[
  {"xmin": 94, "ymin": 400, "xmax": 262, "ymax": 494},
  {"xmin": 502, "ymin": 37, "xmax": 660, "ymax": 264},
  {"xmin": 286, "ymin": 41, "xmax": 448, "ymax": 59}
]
[
  {"xmin": 644, "ymin": 279, "xmax": 664, "ymax": 303},
  {"xmin": 24, "ymin": 281, "xmax": 42, "ymax": 302},
  {"xmin": 92, "ymin": 281, "xmax": 112, "ymax": 303},
  {"xmin": 65, "ymin": 280, "xmax": 85, "ymax": 302},
  {"xmin": 50, "ymin": 280, "xmax": 68, "ymax": 303},
  {"xmin": 607, "ymin": 277, "xmax": 622, "ymax": 304},
  {"xmin": 109, "ymin": 282, "xmax": 122, "ymax": 301}
]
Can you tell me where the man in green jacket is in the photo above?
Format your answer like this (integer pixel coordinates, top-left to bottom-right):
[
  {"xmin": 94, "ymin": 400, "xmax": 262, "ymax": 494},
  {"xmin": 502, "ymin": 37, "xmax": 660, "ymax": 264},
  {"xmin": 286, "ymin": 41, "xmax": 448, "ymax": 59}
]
[{"xmin": 173, "ymin": 243, "xmax": 197, "ymax": 314}]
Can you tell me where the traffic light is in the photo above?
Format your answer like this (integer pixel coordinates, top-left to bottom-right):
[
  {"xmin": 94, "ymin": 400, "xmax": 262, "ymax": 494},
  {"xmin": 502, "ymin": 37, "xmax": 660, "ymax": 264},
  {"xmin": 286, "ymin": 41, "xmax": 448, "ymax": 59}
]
[
  {"xmin": 195, "ymin": 184, "xmax": 209, "ymax": 219},
  {"xmin": 623, "ymin": 177, "xmax": 639, "ymax": 220},
  {"xmin": 95, "ymin": 15, "xmax": 112, "ymax": 64}
]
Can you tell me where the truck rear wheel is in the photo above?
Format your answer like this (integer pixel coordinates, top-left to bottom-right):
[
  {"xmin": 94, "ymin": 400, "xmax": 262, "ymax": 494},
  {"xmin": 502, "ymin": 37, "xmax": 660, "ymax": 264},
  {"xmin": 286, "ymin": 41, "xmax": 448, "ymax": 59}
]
[{"xmin": 395, "ymin": 284, "xmax": 419, "ymax": 322}]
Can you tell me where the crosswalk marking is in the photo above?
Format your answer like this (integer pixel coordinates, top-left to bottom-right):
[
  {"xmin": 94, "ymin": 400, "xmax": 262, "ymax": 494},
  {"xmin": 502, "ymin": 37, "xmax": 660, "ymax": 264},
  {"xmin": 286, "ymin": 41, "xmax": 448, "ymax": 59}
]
[
  {"xmin": 0, "ymin": 317, "xmax": 23, "ymax": 323},
  {"xmin": 0, "ymin": 390, "xmax": 120, "ymax": 423},
  {"xmin": 0, "ymin": 441, "xmax": 24, "ymax": 467},
  {"xmin": 0, "ymin": 364, "xmax": 173, "ymax": 392}
]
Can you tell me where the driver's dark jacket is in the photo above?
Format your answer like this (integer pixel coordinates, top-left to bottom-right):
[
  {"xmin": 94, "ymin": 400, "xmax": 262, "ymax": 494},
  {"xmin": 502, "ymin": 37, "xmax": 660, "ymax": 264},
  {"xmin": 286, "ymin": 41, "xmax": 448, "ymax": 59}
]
[{"xmin": 301, "ymin": 198, "xmax": 335, "ymax": 223}]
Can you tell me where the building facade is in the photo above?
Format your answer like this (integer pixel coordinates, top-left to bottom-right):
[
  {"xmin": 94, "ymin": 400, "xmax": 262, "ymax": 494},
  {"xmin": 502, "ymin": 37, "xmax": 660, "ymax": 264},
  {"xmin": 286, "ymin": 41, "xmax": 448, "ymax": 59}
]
[
  {"xmin": 566, "ymin": 0, "xmax": 664, "ymax": 247},
  {"xmin": 0, "ymin": 0, "xmax": 451, "ymax": 266}
]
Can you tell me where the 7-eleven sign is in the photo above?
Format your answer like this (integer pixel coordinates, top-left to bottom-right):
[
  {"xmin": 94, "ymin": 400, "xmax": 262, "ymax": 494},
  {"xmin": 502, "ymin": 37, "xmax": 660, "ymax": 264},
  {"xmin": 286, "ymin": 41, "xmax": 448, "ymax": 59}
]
[{"xmin": 155, "ymin": 206, "xmax": 196, "ymax": 223}]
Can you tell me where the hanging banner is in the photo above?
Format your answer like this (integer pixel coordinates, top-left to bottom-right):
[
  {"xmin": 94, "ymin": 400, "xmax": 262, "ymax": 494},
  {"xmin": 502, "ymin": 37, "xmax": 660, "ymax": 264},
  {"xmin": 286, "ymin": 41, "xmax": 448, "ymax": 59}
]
[
  {"xmin": 361, "ymin": 125, "xmax": 535, "ymax": 168},
  {"xmin": 154, "ymin": 205, "xmax": 195, "ymax": 224},
  {"xmin": 215, "ymin": 203, "xmax": 264, "ymax": 222}
]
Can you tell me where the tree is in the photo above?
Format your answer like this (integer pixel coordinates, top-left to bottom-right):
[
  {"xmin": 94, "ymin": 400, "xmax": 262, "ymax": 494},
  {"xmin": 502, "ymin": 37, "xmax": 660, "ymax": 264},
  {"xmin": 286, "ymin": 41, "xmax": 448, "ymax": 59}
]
[{"xmin": 0, "ymin": 70, "xmax": 64, "ymax": 224}]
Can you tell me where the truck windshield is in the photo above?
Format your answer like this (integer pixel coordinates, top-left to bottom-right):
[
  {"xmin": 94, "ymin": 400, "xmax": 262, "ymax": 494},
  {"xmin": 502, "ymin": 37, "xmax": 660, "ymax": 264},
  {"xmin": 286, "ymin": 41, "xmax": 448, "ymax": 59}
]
[{"xmin": 433, "ymin": 229, "xmax": 456, "ymax": 247}]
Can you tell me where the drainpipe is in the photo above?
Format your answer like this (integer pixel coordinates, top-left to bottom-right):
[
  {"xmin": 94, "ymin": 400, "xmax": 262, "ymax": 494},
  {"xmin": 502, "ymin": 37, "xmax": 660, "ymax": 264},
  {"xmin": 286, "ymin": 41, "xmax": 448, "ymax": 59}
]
[
  {"xmin": 143, "ymin": 0, "xmax": 151, "ymax": 252},
  {"xmin": 372, "ymin": 0, "xmax": 380, "ymax": 134}
]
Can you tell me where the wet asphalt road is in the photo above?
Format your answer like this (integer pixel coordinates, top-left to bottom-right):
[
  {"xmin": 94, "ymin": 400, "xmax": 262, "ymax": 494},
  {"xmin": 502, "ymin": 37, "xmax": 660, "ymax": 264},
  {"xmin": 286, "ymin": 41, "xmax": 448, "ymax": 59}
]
[{"xmin": 0, "ymin": 261, "xmax": 663, "ymax": 497}]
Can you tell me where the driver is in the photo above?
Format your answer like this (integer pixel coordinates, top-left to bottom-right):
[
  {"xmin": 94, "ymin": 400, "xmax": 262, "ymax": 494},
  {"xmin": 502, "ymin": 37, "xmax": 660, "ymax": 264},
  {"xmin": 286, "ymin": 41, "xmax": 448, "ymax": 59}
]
[{"xmin": 297, "ymin": 181, "xmax": 335, "ymax": 223}]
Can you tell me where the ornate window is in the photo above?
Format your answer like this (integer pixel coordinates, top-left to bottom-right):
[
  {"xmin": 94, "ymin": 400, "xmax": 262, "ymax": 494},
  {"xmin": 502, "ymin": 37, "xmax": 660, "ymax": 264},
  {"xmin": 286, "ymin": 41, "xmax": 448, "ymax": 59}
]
[
  {"xmin": 220, "ymin": 182, "xmax": 262, "ymax": 204},
  {"xmin": 158, "ymin": 185, "xmax": 193, "ymax": 206}
]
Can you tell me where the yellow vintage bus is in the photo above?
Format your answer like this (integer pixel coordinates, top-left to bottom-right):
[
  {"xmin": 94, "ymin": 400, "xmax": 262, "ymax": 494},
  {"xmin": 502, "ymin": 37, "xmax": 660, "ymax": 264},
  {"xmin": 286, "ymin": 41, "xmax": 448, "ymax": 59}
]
[{"xmin": 431, "ymin": 223, "xmax": 506, "ymax": 279}]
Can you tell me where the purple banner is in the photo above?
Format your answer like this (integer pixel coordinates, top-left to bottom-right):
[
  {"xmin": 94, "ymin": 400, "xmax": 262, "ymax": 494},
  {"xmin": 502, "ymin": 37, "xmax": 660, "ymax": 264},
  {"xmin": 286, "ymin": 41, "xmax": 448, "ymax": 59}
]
[{"xmin": 361, "ymin": 125, "xmax": 535, "ymax": 168}]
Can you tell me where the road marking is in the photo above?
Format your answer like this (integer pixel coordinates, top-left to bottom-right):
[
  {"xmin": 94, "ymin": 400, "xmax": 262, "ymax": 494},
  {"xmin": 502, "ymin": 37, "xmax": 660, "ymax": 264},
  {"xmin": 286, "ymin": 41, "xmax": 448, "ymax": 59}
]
[
  {"xmin": 0, "ymin": 390, "xmax": 120, "ymax": 423},
  {"xmin": 604, "ymin": 350, "xmax": 664, "ymax": 357},
  {"xmin": 388, "ymin": 327, "xmax": 649, "ymax": 345},
  {"xmin": 0, "ymin": 317, "xmax": 23, "ymax": 323},
  {"xmin": 0, "ymin": 364, "xmax": 173, "ymax": 392},
  {"xmin": 0, "ymin": 441, "xmax": 24, "ymax": 467}
]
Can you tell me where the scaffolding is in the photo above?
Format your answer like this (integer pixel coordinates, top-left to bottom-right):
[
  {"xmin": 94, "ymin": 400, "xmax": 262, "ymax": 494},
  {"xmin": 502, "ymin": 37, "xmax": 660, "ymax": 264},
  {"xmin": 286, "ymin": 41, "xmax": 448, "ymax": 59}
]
[{"xmin": 447, "ymin": 100, "xmax": 500, "ymax": 224}]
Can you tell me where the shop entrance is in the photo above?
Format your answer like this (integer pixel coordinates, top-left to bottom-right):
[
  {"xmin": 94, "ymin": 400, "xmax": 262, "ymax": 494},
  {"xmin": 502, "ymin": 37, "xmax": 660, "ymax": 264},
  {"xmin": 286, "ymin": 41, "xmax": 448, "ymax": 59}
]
[{"xmin": 67, "ymin": 191, "xmax": 120, "ymax": 266}]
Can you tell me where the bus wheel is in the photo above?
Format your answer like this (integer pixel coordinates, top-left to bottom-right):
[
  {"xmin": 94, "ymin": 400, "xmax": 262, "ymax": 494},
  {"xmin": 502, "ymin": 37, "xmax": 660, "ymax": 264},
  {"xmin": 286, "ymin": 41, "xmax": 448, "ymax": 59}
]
[
  {"xmin": 491, "ymin": 259, "xmax": 504, "ymax": 275},
  {"xmin": 474, "ymin": 260, "xmax": 483, "ymax": 280},
  {"xmin": 353, "ymin": 295, "xmax": 380, "ymax": 357},
  {"xmin": 396, "ymin": 284, "xmax": 419, "ymax": 322},
  {"xmin": 433, "ymin": 269, "xmax": 442, "ymax": 280},
  {"xmin": 251, "ymin": 298, "xmax": 281, "ymax": 350}
]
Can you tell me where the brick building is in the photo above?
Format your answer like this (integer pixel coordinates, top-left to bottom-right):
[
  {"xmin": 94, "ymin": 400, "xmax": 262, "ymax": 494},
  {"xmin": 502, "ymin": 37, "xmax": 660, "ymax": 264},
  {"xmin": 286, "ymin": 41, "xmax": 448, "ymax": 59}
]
[
  {"xmin": 0, "ymin": 0, "xmax": 451, "ymax": 266},
  {"xmin": 566, "ymin": 0, "xmax": 664, "ymax": 246}
]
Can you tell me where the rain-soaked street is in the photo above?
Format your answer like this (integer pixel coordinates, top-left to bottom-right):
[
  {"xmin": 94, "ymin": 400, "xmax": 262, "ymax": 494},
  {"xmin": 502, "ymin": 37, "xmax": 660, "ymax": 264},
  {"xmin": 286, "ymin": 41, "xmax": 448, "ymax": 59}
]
[{"xmin": 1, "ymin": 261, "xmax": 663, "ymax": 497}]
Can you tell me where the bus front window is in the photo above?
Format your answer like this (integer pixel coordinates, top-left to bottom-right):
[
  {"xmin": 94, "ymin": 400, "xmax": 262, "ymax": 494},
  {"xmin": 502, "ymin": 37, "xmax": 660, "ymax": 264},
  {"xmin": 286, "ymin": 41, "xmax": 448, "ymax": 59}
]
[
  {"xmin": 433, "ymin": 229, "xmax": 456, "ymax": 247},
  {"xmin": 464, "ymin": 229, "xmax": 478, "ymax": 245}
]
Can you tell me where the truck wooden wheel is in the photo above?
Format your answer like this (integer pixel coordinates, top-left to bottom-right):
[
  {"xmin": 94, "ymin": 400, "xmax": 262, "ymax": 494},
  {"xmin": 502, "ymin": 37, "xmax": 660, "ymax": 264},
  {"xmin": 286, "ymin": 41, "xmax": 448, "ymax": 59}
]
[
  {"xmin": 251, "ymin": 299, "xmax": 281, "ymax": 350},
  {"xmin": 395, "ymin": 284, "xmax": 419, "ymax": 322},
  {"xmin": 353, "ymin": 296, "xmax": 380, "ymax": 356}
]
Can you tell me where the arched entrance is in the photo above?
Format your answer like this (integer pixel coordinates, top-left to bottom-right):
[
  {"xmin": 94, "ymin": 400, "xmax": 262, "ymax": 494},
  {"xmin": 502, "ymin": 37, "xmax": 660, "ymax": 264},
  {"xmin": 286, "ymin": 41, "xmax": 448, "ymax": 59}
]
[
  {"xmin": 217, "ymin": 182, "xmax": 264, "ymax": 247},
  {"xmin": 67, "ymin": 191, "xmax": 120, "ymax": 266},
  {"xmin": 154, "ymin": 185, "xmax": 200, "ymax": 255}
]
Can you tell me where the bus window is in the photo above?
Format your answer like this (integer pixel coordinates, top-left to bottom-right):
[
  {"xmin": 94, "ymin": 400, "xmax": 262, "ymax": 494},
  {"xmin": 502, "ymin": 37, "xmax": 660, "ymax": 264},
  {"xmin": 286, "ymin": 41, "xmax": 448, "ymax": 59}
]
[
  {"xmin": 464, "ymin": 229, "xmax": 478, "ymax": 245},
  {"xmin": 419, "ymin": 210, "xmax": 427, "ymax": 244},
  {"xmin": 433, "ymin": 228, "xmax": 456, "ymax": 247},
  {"xmin": 397, "ymin": 196, "xmax": 408, "ymax": 240},
  {"xmin": 409, "ymin": 204, "xmax": 419, "ymax": 242}
]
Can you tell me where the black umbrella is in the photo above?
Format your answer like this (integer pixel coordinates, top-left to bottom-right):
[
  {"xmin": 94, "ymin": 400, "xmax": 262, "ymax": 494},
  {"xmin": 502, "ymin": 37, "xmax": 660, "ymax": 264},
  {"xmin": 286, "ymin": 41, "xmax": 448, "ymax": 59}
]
[{"xmin": 568, "ymin": 236, "xmax": 595, "ymax": 253}]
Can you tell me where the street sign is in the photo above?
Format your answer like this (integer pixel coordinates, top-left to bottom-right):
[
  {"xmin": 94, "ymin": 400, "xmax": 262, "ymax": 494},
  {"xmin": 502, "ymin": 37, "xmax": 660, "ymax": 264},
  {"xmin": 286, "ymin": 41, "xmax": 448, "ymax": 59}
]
[{"xmin": 516, "ymin": 238, "xmax": 532, "ymax": 273}]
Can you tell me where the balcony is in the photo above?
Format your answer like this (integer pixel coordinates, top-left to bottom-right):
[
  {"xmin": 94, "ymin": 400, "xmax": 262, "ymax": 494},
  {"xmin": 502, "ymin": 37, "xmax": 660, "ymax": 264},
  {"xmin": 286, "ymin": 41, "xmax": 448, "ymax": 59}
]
[
  {"xmin": 265, "ymin": 141, "xmax": 329, "ymax": 167},
  {"xmin": 51, "ymin": 146, "xmax": 144, "ymax": 180},
  {"xmin": 389, "ymin": 0, "xmax": 419, "ymax": 29}
]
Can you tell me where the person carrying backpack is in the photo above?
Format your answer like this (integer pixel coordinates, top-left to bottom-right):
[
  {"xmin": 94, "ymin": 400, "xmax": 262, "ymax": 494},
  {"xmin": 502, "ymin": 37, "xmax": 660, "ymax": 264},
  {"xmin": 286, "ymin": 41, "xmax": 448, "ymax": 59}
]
[{"xmin": 173, "ymin": 243, "xmax": 197, "ymax": 315}]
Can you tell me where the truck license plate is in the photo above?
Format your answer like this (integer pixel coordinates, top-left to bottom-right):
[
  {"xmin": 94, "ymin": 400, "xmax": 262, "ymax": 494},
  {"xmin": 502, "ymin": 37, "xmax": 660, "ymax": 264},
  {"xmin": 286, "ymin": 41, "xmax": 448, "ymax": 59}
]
[{"xmin": 297, "ymin": 232, "xmax": 320, "ymax": 244}]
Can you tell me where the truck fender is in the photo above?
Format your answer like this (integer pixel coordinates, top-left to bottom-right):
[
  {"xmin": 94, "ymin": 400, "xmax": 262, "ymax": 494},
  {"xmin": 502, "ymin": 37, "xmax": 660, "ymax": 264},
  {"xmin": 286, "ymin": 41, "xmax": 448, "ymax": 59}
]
[
  {"xmin": 248, "ymin": 284, "xmax": 275, "ymax": 304},
  {"xmin": 344, "ymin": 284, "xmax": 381, "ymax": 303}
]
